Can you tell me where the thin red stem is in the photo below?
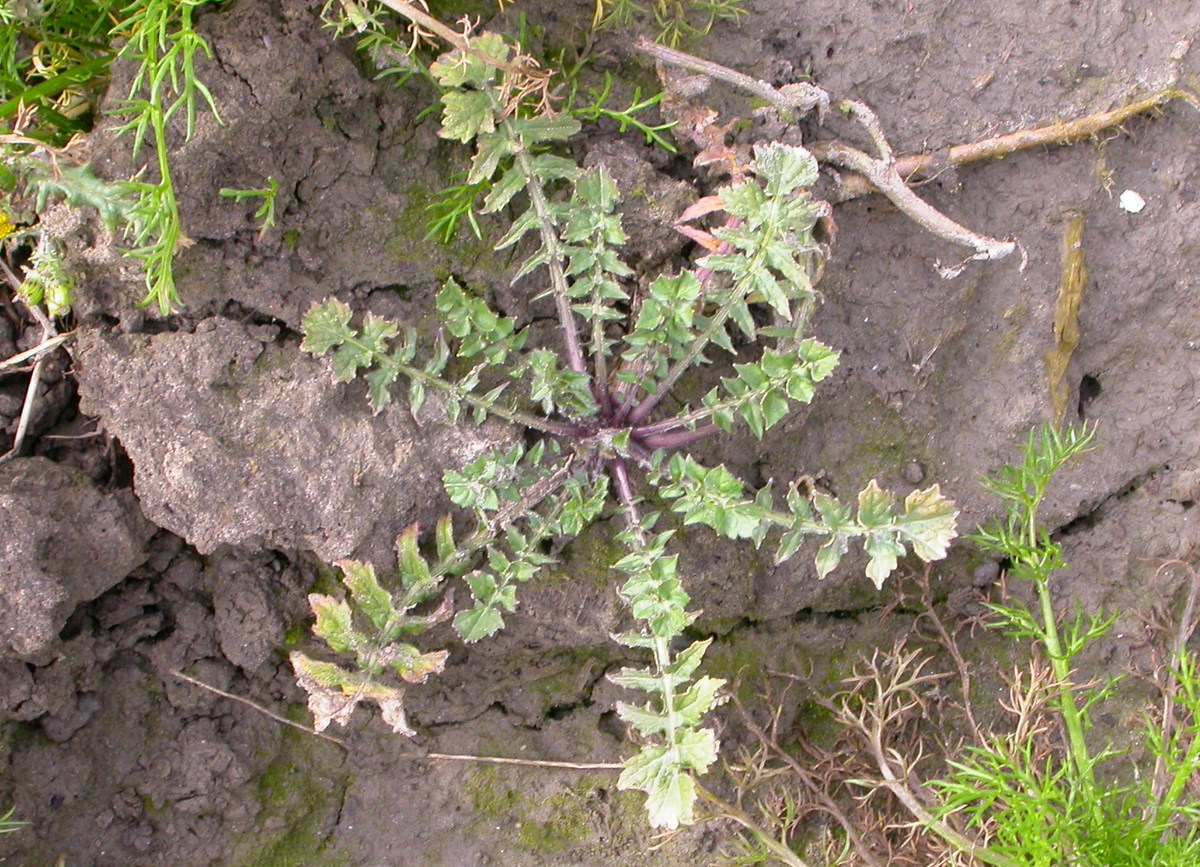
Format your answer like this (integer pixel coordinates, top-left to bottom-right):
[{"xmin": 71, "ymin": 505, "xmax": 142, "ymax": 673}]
[{"xmin": 636, "ymin": 424, "xmax": 718, "ymax": 450}]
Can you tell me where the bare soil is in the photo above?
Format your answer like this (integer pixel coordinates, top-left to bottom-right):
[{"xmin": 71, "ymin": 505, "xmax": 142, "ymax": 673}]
[{"xmin": 2, "ymin": 0, "xmax": 1199, "ymax": 864}]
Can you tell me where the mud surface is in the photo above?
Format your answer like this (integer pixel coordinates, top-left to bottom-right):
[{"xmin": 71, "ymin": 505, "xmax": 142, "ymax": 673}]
[{"xmin": 2, "ymin": 0, "xmax": 1199, "ymax": 864}]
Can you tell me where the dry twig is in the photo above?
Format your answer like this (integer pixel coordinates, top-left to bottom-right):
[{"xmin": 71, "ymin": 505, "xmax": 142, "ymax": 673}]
[{"xmin": 635, "ymin": 39, "xmax": 1016, "ymax": 273}]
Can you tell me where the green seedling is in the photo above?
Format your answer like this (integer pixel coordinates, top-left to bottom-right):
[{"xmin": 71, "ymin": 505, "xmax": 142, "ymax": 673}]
[
  {"xmin": 220, "ymin": 177, "xmax": 279, "ymax": 240},
  {"xmin": 0, "ymin": 806, "xmax": 27, "ymax": 834}
]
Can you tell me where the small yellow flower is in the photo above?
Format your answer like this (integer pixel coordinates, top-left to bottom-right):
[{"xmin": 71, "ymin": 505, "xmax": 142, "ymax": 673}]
[{"xmin": 0, "ymin": 209, "xmax": 13, "ymax": 241}]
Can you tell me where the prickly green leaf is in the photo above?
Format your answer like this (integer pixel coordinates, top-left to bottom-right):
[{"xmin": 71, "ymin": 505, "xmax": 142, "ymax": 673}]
[
  {"xmin": 408, "ymin": 379, "xmax": 426, "ymax": 417},
  {"xmin": 864, "ymin": 532, "xmax": 906, "ymax": 589},
  {"xmin": 616, "ymin": 700, "xmax": 670, "ymax": 736},
  {"xmin": 610, "ymin": 631, "xmax": 659, "ymax": 651},
  {"xmin": 396, "ymin": 524, "xmax": 433, "ymax": 591},
  {"xmin": 553, "ymin": 476, "xmax": 610, "ymax": 536},
  {"xmin": 793, "ymin": 340, "xmax": 839, "ymax": 395},
  {"xmin": 618, "ymin": 727, "xmax": 719, "ymax": 829},
  {"xmin": 813, "ymin": 491, "xmax": 852, "ymax": 532},
  {"xmin": 897, "ymin": 485, "xmax": 959, "ymax": 562},
  {"xmin": 629, "ymin": 589, "xmax": 691, "ymax": 638},
  {"xmin": 775, "ymin": 529, "xmax": 805, "ymax": 564},
  {"xmin": 526, "ymin": 349, "xmax": 598, "ymax": 416},
  {"xmin": 525, "ymin": 152, "xmax": 581, "ymax": 183},
  {"xmin": 467, "ymin": 569, "xmax": 518, "ymax": 610},
  {"xmin": 619, "ymin": 745, "xmax": 694, "ymax": 829},
  {"xmin": 751, "ymin": 266, "xmax": 791, "ymax": 317},
  {"xmin": 717, "ymin": 180, "xmax": 767, "ymax": 222},
  {"xmin": 429, "ymin": 34, "xmax": 508, "ymax": 88},
  {"xmin": 331, "ymin": 342, "xmax": 372, "ymax": 382},
  {"xmin": 608, "ymin": 665, "xmax": 663, "ymax": 694},
  {"xmin": 857, "ymin": 480, "xmax": 896, "ymax": 529},
  {"xmin": 336, "ymin": 560, "xmax": 394, "ymax": 633},
  {"xmin": 625, "ymin": 271, "xmax": 701, "ymax": 358},
  {"xmin": 495, "ymin": 207, "xmax": 541, "ymax": 250},
  {"xmin": 482, "ymin": 162, "xmax": 527, "ymax": 213},
  {"xmin": 507, "ymin": 115, "xmax": 582, "ymax": 147},
  {"xmin": 751, "ymin": 484, "xmax": 775, "ymax": 548},
  {"xmin": 474, "ymin": 384, "xmax": 508, "ymax": 423},
  {"xmin": 674, "ymin": 676, "xmax": 726, "ymax": 728},
  {"xmin": 674, "ymin": 726, "xmax": 720, "ymax": 775},
  {"xmin": 454, "ymin": 600, "xmax": 506, "ymax": 642},
  {"xmin": 301, "ymin": 297, "xmax": 353, "ymax": 355},
  {"xmin": 426, "ymin": 333, "xmax": 451, "ymax": 376},
  {"xmin": 437, "ymin": 279, "xmax": 523, "ymax": 365},
  {"xmin": 751, "ymin": 142, "xmax": 819, "ymax": 197},
  {"xmin": 361, "ymin": 312, "xmax": 399, "ymax": 347},
  {"xmin": 469, "ymin": 130, "xmax": 513, "ymax": 184},
  {"xmin": 667, "ymin": 639, "xmax": 713, "ymax": 682},
  {"xmin": 439, "ymin": 90, "xmax": 496, "ymax": 144},
  {"xmin": 573, "ymin": 165, "xmax": 621, "ymax": 212},
  {"xmin": 660, "ymin": 458, "xmax": 763, "ymax": 539},
  {"xmin": 435, "ymin": 515, "xmax": 458, "ymax": 565},
  {"xmin": 365, "ymin": 356, "xmax": 401, "ymax": 414},
  {"xmin": 309, "ymin": 594, "xmax": 356, "ymax": 654},
  {"xmin": 815, "ymin": 533, "xmax": 848, "ymax": 580},
  {"xmin": 379, "ymin": 644, "xmax": 449, "ymax": 684}
]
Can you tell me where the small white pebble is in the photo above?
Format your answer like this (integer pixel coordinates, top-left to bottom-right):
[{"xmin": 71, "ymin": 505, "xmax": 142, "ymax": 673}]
[{"xmin": 1119, "ymin": 189, "xmax": 1146, "ymax": 213}]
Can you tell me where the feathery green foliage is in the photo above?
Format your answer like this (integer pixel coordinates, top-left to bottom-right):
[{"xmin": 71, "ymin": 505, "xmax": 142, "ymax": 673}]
[
  {"xmin": 592, "ymin": 0, "xmax": 747, "ymax": 47},
  {"xmin": 923, "ymin": 425, "xmax": 1200, "ymax": 866},
  {"xmin": 0, "ymin": 0, "xmax": 120, "ymax": 145},
  {"xmin": 0, "ymin": 0, "xmax": 222, "ymax": 314},
  {"xmin": 110, "ymin": 0, "xmax": 222, "ymax": 313}
]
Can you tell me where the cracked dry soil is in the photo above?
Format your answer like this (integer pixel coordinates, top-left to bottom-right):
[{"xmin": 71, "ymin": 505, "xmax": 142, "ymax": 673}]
[{"xmin": 2, "ymin": 0, "xmax": 1200, "ymax": 864}]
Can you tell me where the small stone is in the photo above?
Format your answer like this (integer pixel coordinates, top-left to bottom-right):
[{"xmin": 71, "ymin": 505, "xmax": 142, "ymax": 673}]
[
  {"xmin": 972, "ymin": 561, "xmax": 1001, "ymax": 588},
  {"xmin": 903, "ymin": 460, "xmax": 925, "ymax": 485},
  {"xmin": 1119, "ymin": 189, "xmax": 1146, "ymax": 213}
]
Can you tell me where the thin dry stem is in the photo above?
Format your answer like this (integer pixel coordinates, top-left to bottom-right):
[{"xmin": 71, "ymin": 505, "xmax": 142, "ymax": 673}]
[
  {"xmin": 0, "ymin": 332, "xmax": 73, "ymax": 370},
  {"xmin": 731, "ymin": 691, "xmax": 884, "ymax": 867},
  {"xmin": 817, "ymin": 87, "xmax": 1197, "ymax": 200},
  {"xmin": 171, "ymin": 669, "xmax": 624, "ymax": 770},
  {"xmin": 901, "ymin": 88, "xmax": 1194, "ymax": 187},
  {"xmin": 828, "ymin": 644, "xmax": 1022, "ymax": 867},
  {"xmin": 696, "ymin": 782, "xmax": 814, "ymax": 867},
  {"xmin": 637, "ymin": 42, "xmax": 1196, "ymax": 275},
  {"xmin": 634, "ymin": 38, "xmax": 830, "ymax": 119},
  {"xmin": 170, "ymin": 668, "xmax": 349, "ymax": 748},
  {"xmin": 0, "ymin": 257, "xmax": 61, "ymax": 465},
  {"xmin": 915, "ymin": 567, "xmax": 984, "ymax": 745}
]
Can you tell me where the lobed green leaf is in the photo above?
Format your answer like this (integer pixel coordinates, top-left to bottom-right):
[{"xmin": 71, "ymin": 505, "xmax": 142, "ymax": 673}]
[{"xmin": 336, "ymin": 559, "xmax": 394, "ymax": 633}]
